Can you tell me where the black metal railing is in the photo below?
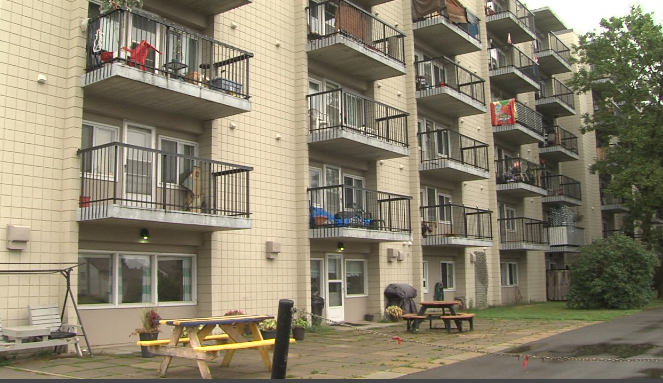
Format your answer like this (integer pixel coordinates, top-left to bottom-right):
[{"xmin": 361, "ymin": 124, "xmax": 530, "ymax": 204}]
[
  {"xmin": 542, "ymin": 174, "xmax": 581, "ymax": 200},
  {"xmin": 86, "ymin": 8, "xmax": 253, "ymax": 98},
  {"xmin": 537, "ymin": 78, "xmax": 575, "ymax": 109},
  {"xmin": 306, "ymin": 0, "xmax": 405, "ymax": 63},
  {"xmin": 77, "ymin": 143, "xmax": 252, "ymax": 219},
  {"xmin": 535, "ymin": 32, "xmax": 571, "ymax": 64},
  {"xmin": 414, "ymin": 56, "xmax": 486, "ymax": 104},
  {"xmin": 308, "ymin": 185, "xmax": 411, "ymax": 233},
  {"xmin": 499, "ymin": 217, "xmax": 548, "ymax": 244},
  {"xmin": 421, "ymin": 204, "xmax": 493, "ymax": 240},
  {"xmin": 485, "ymin": 0, "xmax": 535, "ymax": 33},
  {"xmin": 491, "ymin": 100, "xmax": 544, "ymax": 136},
  {"xmin": 307, "ymin": 89, "xmax": 408, "ymax": 147},
  {"xmin": 488, "ymin": 45, "xmax": 539, "ymax": 83},
  {"xmin": 413, "ymin": 5, "xmax": 481, "ymax": 42},
  {"xmin": 495, "ymin": 157, "xmax": 544, "ymax": 188},
  {"xmin": 418, "ymin": 129, "xmax": 489, "ymax": 171},
  {"xmin": 540, "ymin": 126, "xmax": 578, "ymax": 154},
  {"xmin": 600, "ymin": 189, "xmax": 625, "ymax": 206}
]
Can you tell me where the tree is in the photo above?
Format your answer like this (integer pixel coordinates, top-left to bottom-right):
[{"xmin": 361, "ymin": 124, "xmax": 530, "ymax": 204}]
[
  {"xmin": 567, "ymin": 234, "xmax": 657, "ymax": 310},
  {"xmin": 568, "ymin": 6, "xmax": 663, "ymax": 251}
]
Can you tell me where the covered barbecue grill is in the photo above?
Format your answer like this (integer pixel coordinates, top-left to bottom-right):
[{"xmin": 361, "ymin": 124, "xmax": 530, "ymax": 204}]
[{"xmin": 383, "ymin": 283, "xmax": 418, "ymax": 314}]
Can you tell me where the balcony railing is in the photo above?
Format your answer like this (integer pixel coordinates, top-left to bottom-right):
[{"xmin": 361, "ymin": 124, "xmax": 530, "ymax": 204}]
[
  {"xmin": 537, "ymin": 78, "xmax": 575, "ymax": 109},
  {"xmin": 86, "ymin": 8, "xmax": 252, "ymax": 99},
  {"xmin": 540, "ymin": 126, "xmax": 578, "ymax": 154},
  {"xmin": 489, "ymin": 45, "xmax": 539, "ymax": 83},
  {"xmin": 77, "ymin": 143, "xmax": 252, "ymax": 220},
  {"xmin": 308, "ymin": 185, "xmax": 411, "ymax": 233},
  {"xmin": 495, "ymin": 158, "xmax": 544, "ymax": 188},
  {"xmin": 415, "ymin": 56, "xmax": 486, "ymax": 104},
  {"xmin": 421, "ymin": 205, "xmax": 493, "ymax": 240},
  {"xmin": 418, "ymin": 129, "xmax": 489, "ymax": 171},
  {"xmin": 413, "ymin": 6, "xmax": 481, "ymax": 42},
  {"xmin": 542, "ymin": 174, "xmax": 582, "ymax": 200},
  {"xmin": 535, "ymin": 32, "xmax": 571, "ymax": 64},
  {"xmin": 548, "ymin": 224, "xmax": 584, "ymax": 247},
  {"xmin": 307, "ymin": 89, "xmax": 408, "ymax": 147},
  {"xmin": 306, "ymin": 0, "xmax": 405, "ymax": 63},
  {"xmin": 494, "ymin": 100, "xmax": 543, "ymax": 135},
  {"xmin": 499, "ymin": 217, "xmax": 548, "ymax": 245},
  {"xmin": 600, "ymin": 189, "xmax": 625, "ymax": 206},
  {"xmin": 485, "ymin": 0, "xmax": 535, "ymax": 32}
]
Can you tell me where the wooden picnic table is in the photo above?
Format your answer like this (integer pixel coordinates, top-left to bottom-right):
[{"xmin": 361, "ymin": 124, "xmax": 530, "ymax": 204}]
[
  {"xmin": 402, "ymin": 301, "xmax": 466, "ymax": 332},
  {"xmin": 137, "ymin": 314, "xmax": 293, "ymax": 379}
]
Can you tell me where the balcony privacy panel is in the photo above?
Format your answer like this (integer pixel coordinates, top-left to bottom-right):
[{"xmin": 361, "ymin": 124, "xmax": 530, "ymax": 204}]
[
  {"xmin": 86, "ymin": 9, "xmax": 252, "ymax": 99},
  {"xmin": 421, "ymin": 204, "xmax": 493, "ymax": 240},
  {"xmin": 78, "ymin": 143, "xmax": 252, "ymax": 220},
  {"xmin": 418, "ymin": 129, "xmax": 489, "ymax": 170},
  {"xmin": 307, "ymin": 1, "xmax": 405, "ymax": 63},
  {"xmin": 307, "ymin": 89, "xmax": 408, "ymax": 146},
  {"xmin": 499, "ymin": 217, "xmax": 548, "ymax": 244},
  {"xmin": 308, "ymin": 185, "xmax": 411, "ymax": 233}
]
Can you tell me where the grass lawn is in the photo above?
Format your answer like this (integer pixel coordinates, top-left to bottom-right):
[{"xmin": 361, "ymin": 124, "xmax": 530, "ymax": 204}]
[{"xmin": 465, "ymin": 297, "xmax": 663, "ymax": 322}]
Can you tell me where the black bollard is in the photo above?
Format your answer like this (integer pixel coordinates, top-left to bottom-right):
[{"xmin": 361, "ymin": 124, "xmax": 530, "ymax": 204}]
[{"xmin": 271, "ymin": 299, "xmax": 294, "ymax": 379}]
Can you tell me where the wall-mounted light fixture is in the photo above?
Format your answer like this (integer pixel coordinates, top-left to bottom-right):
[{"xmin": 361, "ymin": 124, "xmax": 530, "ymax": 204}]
[
  {"xmin": 140, "ymin": 229, "xmax": 149, "ymax": 240},
  {"xmin": 338, "ymin": 242, "xmax": 344, "ymax": 252}
]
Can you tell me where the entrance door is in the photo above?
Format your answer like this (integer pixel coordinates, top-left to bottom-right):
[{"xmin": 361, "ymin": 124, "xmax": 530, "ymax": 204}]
[
  {"xmin": 124, "ymin": 125, "xmax": 154, "ymax": 205},
  {"xmin": 325, "ymin": 254, "xmax": 344, "ymax": 322}
]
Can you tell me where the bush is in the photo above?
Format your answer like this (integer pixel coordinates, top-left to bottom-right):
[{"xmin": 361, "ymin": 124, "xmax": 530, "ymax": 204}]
[{"xmin": 567, "ymin": 234, "xmax": 658, "ymax": 310}]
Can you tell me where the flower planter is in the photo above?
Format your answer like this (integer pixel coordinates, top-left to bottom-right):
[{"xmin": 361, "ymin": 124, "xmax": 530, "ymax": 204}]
[
  {"xmin": 138, "ymin": 332, "xmax": 159, "ymax": 358},
  {"xmin": 292, "ymin": 327, "xmax": 306, "ymax": 341},
  {"xmin": 261, "ymin": 329, "xmax": 277, "ymax": 339}
]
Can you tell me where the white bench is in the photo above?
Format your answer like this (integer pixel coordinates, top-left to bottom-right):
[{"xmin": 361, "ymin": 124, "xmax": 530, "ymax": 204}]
[
  {"xmin": 28, "ymin": 304, "xmax": 83, "ymax": 357},
  {"xmin": 0, "ymin": 316, "xmax": 78, "ymax": 354}
]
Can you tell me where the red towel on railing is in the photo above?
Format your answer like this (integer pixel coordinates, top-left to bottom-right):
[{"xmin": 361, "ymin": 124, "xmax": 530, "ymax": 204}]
[{"xmin": 491, "ymin": 98, "xmax": 516, "ymax": 125}]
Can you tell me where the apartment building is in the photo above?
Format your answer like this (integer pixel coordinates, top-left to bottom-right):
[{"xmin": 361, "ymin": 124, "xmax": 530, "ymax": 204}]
[{"xmin": 0, "ymin": 0, "xmax": 601, "ymax": 347}]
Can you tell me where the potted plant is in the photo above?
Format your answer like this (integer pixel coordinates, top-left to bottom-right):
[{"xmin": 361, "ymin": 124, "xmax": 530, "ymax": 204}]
[
  {"xmin": 385, "ymin": 305, "xmax": 403, "ymax": 322},
  {"xmin": 259, "ymin": 319, "xmax": 278, "ymax": 339},
  {"xmin": 225, "ymin": 309, "xmax": 250, "ymax": 335},
  {"xmin": 131, "ymin": 307, "xmax": 161, "ymax": 358},
  {"xmin": 100, "ymin": 0, "xmax": 143, "ymax": 12},
  {"xmin": 291, "ymin": 316, "xmax": 309, "ymax": 341}
]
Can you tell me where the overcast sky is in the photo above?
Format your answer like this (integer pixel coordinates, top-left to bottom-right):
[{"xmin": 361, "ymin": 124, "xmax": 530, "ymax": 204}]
[{"xmin": 521, "ymin": 0, "xmax": 663, "ymax": 35}]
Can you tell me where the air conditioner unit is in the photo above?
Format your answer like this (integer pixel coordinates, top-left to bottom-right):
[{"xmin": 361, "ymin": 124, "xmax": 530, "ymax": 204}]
[{"xmin": 387, "ymin": 248, "xmax": 401, "ymax": 262}]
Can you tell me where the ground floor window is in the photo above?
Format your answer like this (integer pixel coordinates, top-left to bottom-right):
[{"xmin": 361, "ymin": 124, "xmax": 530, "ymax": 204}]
[
  {"xmin": 500, "ymin": 262, "xmax": 518, "ymax": 286},
  {"xmin": 440, "ymin": 261, "xmax": 455, "ymax": 290},
  {"xmin": 345, "ymin": 259, "xmax": 367, "ymax": 296},
  {"xmin": 78, "ymin": 252, "xmax": 195, "ymax": 306}
]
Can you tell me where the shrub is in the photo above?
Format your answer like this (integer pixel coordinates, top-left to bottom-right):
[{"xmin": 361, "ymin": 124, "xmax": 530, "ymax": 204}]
[{"xmin": 567, "ymin": 234, "xmax": 658, "ymax": 310}]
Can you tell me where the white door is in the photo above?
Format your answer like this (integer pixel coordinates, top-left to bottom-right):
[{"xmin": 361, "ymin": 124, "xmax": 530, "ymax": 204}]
[
  {"xmin": 325, "ymin": 254, "xmax": 344, "ymax": 322},
  {"xmin": 124, "ymin": 125, "xmax": 154, "ymax": 205}
]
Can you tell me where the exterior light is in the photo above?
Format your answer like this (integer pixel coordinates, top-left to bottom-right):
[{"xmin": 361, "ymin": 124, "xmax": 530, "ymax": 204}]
[
  {"xmin": 338, "ymin": 242, "xmax": 344, "ymax": 251},
  {"xmin": 140, "ymin": 229, "xmax": 149, "ymax": 240}
]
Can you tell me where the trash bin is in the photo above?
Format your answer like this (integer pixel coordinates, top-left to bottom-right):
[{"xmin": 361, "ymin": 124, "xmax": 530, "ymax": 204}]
[{"xmin": 311, "ymin": 295, "xmax": 325, "ymax": 326}]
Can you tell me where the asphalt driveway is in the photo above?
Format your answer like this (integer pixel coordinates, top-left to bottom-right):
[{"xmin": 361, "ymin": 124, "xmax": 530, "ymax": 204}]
[{"xmin": 402, "ymin": 307, "xmax": 663, "ymax": 379}]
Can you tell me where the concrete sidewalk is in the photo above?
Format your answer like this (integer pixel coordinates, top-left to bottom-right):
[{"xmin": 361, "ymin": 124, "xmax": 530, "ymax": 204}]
[{"xmin": 0, "ymin": 318, "xmax": 594, "ymax": 379}]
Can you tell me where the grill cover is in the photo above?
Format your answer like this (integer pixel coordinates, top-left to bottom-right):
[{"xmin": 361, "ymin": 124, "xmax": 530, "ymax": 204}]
[{"xmin": 383, "ymin": 283, "xmax": 418, "ymax": 314}]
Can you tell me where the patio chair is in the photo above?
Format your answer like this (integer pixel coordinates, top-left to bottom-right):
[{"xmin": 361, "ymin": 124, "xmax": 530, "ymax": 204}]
[
  {"xmin": 122, "ymin": 40, "xmax": 161, "ymax": 71},
  {"xmin": 28, "ymin": 304, "xmax": 83, "ymax": 357}
]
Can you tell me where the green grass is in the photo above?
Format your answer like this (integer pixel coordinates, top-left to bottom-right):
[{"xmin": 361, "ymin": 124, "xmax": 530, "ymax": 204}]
[
  {"xmin": 306, "ymin": 324, "xmax": 337, "ymax": 334},
  {"xmin": 465, "ymin": 298, "xmax": 663, "ymax": 321}
]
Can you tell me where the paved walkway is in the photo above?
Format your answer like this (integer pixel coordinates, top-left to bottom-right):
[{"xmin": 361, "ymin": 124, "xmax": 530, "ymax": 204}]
[{"xmin": 0, "ymin": 318, "xmax": 594, "ymax": 379}]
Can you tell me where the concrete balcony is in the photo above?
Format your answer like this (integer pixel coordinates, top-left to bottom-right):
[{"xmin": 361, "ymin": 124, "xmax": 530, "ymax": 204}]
[
  {"xmin": 145, "ymin": 0, "xmax": 252, "ymax": 18},
  {"xmin": 536, "ymin": 78, "xmax": 576, "ymax": 117},
  {"xmin": 485, "ymin": 0, "xmax": 536, "ymax": 44},
  {"xmin": 489, "ymin": 45, "xmax": 540, "ymax": 94},
  {"xmin": 535, "ymin": 32, "xmax": 572, "ymax": 75},
  {"xmin": 492, "ymin": 100, "xmax": 545, "ymax": 145},
  {"xmin": 306, "ymin": 1, "xmax": 406, "ymax": 82},
  {"xmin": 308, "ymin": 185, "xmax": 412, "ymax": 243},
  {"xmin": 499, "ymin": 217, "xmax": 549, "ymax": 251},
  {"xmin": 601, "ymin": 190, "xmax": 628, "ymax": 213},
  {"xmin": 412, "ymin": 11, "xmax": 482, "ymax": 57},
  {"xmin": 418, "ymin": 129, "xmax": 490, "ymax": 182},
  {"xmin": 415, "ymin": 56, "xmax": 487, "ymax": 119},
  {"xmin": 538, "ymin": 126, "xmax": 579, "ymax": 162},
  {"xmin": 82, "ymin": 9, "xmax": 252, "ymax": 122},
  {"xmin": 542, "ymin": 174, "xmax": 582, "ymax": 206},
  {"xmin": 307, "ymin": 90, "xmax": 409, "ymax": 161},
  {"xmin": 77, "ymin": 143, "xmax": 253, "ymax": 232},
  {"xmin": 421, "ymin": 205, "xmax": 493, "ymax": 248},
  {"xmin": 548, "ymin": 225, "xmax": 584, "ymax": 253},
  {"xmin": 495, "ymin": 158, "xmax": 548, "ymax": 198}
]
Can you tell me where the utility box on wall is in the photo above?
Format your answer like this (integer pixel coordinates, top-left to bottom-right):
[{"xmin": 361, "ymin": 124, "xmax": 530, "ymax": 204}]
[
  {"xmin": 387, "ymin": 248, "xmax": 402, "ymax": 262},
  {"xmin": 7, "ymin": 224, "xmax": 31, "ymax": 250},
  {"xmin": 266, "ymin": 241, "xmax": 281, "ymax": 259}
]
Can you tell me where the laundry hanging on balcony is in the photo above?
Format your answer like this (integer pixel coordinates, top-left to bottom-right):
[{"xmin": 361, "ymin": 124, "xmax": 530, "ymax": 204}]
[
  {"xmin": 491, "ymin": 98, "xmax": 517, "ymax": 125},
  {"xmin": 411, "ymin": 0, "xmax": 468, "ymax": 23}
]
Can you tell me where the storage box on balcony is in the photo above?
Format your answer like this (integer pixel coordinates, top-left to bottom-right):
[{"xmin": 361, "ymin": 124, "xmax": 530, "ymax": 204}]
[{"xmin": 209, "ymin": 78, "xmax": 243, "ymax": 94}]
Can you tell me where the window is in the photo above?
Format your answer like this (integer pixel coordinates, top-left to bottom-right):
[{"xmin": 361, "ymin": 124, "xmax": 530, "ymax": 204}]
[
  {"xmin": 159, "ymin": 137, "xmax": 197, "ymax": 185},
  {"xmin": 501, "ymin": 262, "xmax": 518, "ymax": 286},
  {"xmin": 309, "ymin": 167, "xmax": 323, "ymax": 206},
  {"xmin": 423, "ymin": 261, "xmax": 429, "ymax": 293},
  {"xmin": 78, "ymin": 252, "xmax": 195, "ymax": 306},
  {"xmin": 310, "ymin": 259, "xmax": 323, "ymax": 297},
  {"xmin": 441, "ymin": 261, "xmax": 455, "ymax": 290},
  {"xmin": 499, "ymin": 203, "xmax": 516, "ymax": 231},
  {"xmin": 81, "ymin": 122, "xmax": 118, "ymax": 175},
  {"xmin": 343, "ymin": 175, "xmax": 365, "ymax": 211},
  {"xmin": 345, "ymin": 260, "xmax": 367, "ymax": 296}
]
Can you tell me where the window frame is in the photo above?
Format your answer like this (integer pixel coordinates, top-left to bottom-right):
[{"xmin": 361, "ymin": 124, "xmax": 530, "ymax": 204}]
[
  {"xmin": 422, "ymin": 261, "xmax": 429, "ymax": 294},
  {"xmin": 77, "ymin": 250, "xmax": 197, "ymax": 309},
  {"xmin": 81, "ymin": 120, "xmax": 120, "ymax": 180},
  {"xmin": 440, "ymin": 261, "xmax": 455, "ymax": 291},
  {"xmin": 344, "ymin": 259, "xmax": 368, "ymax": 297},
  {"xmin": 158, "ymin": 135, "xmax": 198, "ymax": 188},
  {"xmin": 499, "ymin": 203, "xmax": 517, "ymax": 231},
  {"xmin": 500, "ymin": 262, "xmax": 519, "ymax": 286}
]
